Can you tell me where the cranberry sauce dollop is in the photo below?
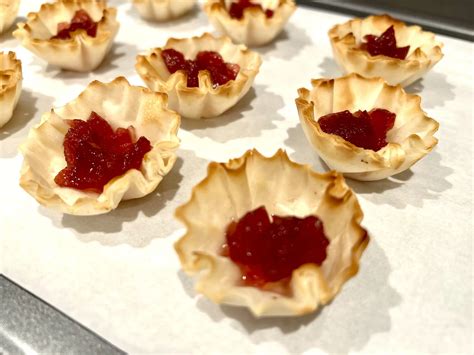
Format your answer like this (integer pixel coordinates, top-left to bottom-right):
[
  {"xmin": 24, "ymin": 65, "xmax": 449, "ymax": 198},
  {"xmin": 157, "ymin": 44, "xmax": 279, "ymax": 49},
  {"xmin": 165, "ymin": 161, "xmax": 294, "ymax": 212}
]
[
  {"xmin": 52, "ymin": 9, "xmax": 99, "ymax": 40},
  {"xmin": 223, "ymin": 207, "xmax": 329, "ymax": 287},
  {"xmin": 360, "ymin": 25, "xmax": 409, "ymax": 60},
  {"xmin": 54, "ymin": 112, "xmax": 152, "ymax": 193},
  {"xmin": 318, "ymin": 108, "xmax": 396, "ymax": 151},
  {"xmin": 228, "ymin": 0, "xmax": 274, "ymax": 19},
  {"xmin": 161, "ymin": 49, "xmax": 240, "ymax": 88}
]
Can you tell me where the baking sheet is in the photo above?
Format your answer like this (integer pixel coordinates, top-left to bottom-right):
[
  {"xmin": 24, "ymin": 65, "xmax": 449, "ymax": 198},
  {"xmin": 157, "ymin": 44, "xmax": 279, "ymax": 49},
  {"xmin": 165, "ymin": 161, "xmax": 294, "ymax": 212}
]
[
  {"xmin": 0, "ymin": 275, "xmax": 124, "ymax": 354},
  {"xmin": 1, "ymin": 1, "xmax": 472, "ymax": 353}
]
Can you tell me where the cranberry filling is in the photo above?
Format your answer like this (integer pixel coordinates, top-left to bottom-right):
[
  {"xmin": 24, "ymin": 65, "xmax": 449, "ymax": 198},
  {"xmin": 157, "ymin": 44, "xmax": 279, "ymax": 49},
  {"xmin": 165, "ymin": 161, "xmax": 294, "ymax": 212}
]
[
  {"xmin": 228, "ymin": 0, "xmax": 274, "ymax": 19},
  {"xmin": 318, "ymin": 108, "xmax": 396, "ymax": 151},
  {"xmin": 223, "ymin": 207, "xmax": 329, "ymax": 287},
  {"xmin": 161, "ymin": 49, "xmax": 240, "ymax": 88},
  {"xmin": 54, "ymin": 112, "xmax": 152, "ymax": 193},
  {"xmin": 360, "ymin": 25, "xmax": 410, "ymax": 60},
  {"xmin": 52, "ymin": 9, "xmax": 99, "ymax": 40}
]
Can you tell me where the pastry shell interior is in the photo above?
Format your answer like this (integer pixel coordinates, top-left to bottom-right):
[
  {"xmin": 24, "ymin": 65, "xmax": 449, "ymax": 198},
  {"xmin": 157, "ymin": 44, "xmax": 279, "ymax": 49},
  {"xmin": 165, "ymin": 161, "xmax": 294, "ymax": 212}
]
[
  {"xmin": 328, "ymin": 14, "xmax": 444, "ymax": 87},
  {"xmin": 204, "ymin": 0, "xmax": 296, "ymax": 47},
  {"xmin": 0, "ymin": 0, "xmax": 20, "ymax": 34},
  {"xmin": 13, "ymin": 0, "xmax": 119, "ymax": 72},
  {"xmin": 296, "ymin": 73, "xmax": 439, "ymax": 181},
  {"xmin": 175, "ymin": 149, "xmax": 369, "ymax": 317},
  {"xmin": 0, "ymin": 51, "xmax": 22, "ymax": 128},
  {"xmin": 19, "ymin": 77, "xmax": 180, "ymax": 216},
  {"xmin": 136, "ymin": 32, "xmax": 262, "ymax": 119},
  {"xmin": 132, "ymin": 0, "xmax": 196, "ymax": 22}
]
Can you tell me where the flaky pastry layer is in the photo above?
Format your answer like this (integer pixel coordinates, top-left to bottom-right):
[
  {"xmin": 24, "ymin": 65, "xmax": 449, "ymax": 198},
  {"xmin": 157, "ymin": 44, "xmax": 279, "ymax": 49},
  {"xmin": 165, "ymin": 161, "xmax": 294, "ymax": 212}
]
[
  {"xmin": 136, "ymin": 32, "xmax": 261, "ymax": 119},
  {"xmin": 13, "ymin": 0, "xmax": 119, "ymax": 72},
  {"xmin": 328, "ymin": 14, "xmax": 443, "ymax": 86},
  {"xmin": 0, "ymin": 0, "xmax": 20, "ymax": 34},
  {"xmin": 133, "ymin": 0, "xmax": 196, "ymax": 21},
  {"xmin": 204, "ymin": 0, "xmax": 295, "ymax": 47},
  {"xmin": 175, "ymin": 149, "xmax": 368, "ymax": 317},
  {"xmin": 0, "ymin": 51, "xmax": 22, "ymax": 128},
  {"xmin": 20, "ymin": 77, "xmax": 180, "ymax": 215},
  {"xmin": 296, "ymin": 73, "xmax": 439, "ymax": 181}
]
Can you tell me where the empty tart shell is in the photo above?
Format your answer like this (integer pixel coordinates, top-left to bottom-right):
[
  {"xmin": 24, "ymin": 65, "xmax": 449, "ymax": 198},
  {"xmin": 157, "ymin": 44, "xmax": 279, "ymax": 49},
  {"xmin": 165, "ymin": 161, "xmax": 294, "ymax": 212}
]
[
  {"xmin": 296, "ymin": 73, "xmax": 439, "ymax": 181},
  {"xmin": 328, "ymin": 14, "xmax": 443, "ymax": 87},
  {"xmin": 132, "ymin": 0, "xmax": 196, "ymax": 21},
  {"xmin": 0, "ymin": 51, "xmax": 22, "ymax": 128},
  {"xmin": 175, "ymin": 149, "xmax": 369, "ymax": 317},
  {"xmin": 13, "ymin": 0, "xmax": 119, "ymax": 72},
  {"xmin": 19, "ymin": 77, "xmax": 180, "ymax": 216},
  {"xmin": 136, "ymin": 32, "xmax": 262, "ymax": 119},
  {"xmin": 0, "ymin": 0, "xmax": 20, "ymax": 34},
  {"xmin": 204, "ymin": 0, "xmax": 295, "ymax": 47}
]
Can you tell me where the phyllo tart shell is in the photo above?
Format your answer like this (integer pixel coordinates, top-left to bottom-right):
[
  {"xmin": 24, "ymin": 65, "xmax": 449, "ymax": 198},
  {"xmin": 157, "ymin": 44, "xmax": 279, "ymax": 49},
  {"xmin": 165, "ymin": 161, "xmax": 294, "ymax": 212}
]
[
  {"xmin": 0, "ymin": 51, "xmax": 22, "ymax": 128},
  {"xmin": 13, "ymin": 0, "xmax": 119, "ymax": 72},
  {"xmin": 328, "ymin": 14, "xmax": 443, "ymax": 87},
  {"xmin": 204, "ymin": 0, "xmax": 296, "ymax": 47},
  {"xmin": 135, "ymin": 32, "xmax": 262, "ymax": 119},
  {"xmin": 0, "ymin": 0, "xmax": 20, "ymax": 34},
  {"xmin": 132, "ymin": 0, "xmax": 196, "ymax": 21},
  {"xmin": 175, "ymin": 149, "xmax": 369, "ymax": 317},
  {"xmin": 19, "ymin": 77, "xmax": 180, "ymax": 216},
  {"xmin": 296, "ymin": 73, "xmax": 439, "ymax": 181}
]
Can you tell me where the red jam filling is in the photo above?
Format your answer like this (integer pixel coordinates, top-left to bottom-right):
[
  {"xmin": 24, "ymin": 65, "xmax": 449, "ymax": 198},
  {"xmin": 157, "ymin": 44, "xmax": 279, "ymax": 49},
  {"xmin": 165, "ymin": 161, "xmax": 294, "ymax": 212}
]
[
  {"xmin": 360, "ymin": 25, "xmax": 409, "ymax": 60},
  {"xmin": 223, "ymin": 206, "xmax": 329, "ymax": 288},
  {"xmin": 52, "ymin": 10, "xmax": 98, "ymax": 40},
  {"xmin": 54, "ymin": 112, "xmax": 152, "ymax": 193},
  {"xmin": 228, "ymin": 0, "xmax": 274, "ymax": 19},
  {"xmin": 161, "ymin": 49, "xmax": 240, "ymax": 88},
  {"xmin": 318, "ymin": 108, "xmax": 396, "ymax": 151}
]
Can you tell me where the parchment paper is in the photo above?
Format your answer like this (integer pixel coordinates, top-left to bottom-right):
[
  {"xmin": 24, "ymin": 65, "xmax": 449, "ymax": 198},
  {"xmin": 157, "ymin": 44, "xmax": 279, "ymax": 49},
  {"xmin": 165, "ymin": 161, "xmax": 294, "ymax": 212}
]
[{"xmin": 1, "ymin": 1, "xmax": 472, "ymax": 353}]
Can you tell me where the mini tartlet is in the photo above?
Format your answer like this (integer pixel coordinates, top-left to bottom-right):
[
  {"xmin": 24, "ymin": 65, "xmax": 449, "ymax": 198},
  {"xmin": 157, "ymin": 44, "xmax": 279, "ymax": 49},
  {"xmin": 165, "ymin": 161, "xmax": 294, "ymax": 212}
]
[
  {"xmin": 20, "ymin": 77, "xmax": 180, "ymax": 216},
  {"xmin": 132, "ymin": 0, "xmax": 196, "ymax": 21},
  {"xmin": 296, "ymin": 73, "xmax": 439, "ymax": 181},
  {"xmin": 175, "ymin": 149, "xmax": 369, "ymax": 317},
  {"xmin": 0, "ymin": 51, "xmax": 22, "ymax": 128},
  {"xmin": 13, "ymin": 0, "xmax": 119, "ymax": 72},
  {"xmin": 0, "ymin": 0, "xmax": 20, "ymax": 34},
  {"xmin": 136, "ymin": 32, "xmax": 262, "ymax": 119},
  {"xmin": 328, "ymin": 14, "xmax": 444, "ymax": 87},
  {"xmin": 204, "ymin": 0, "xmax": 296, "ymax": 47}
]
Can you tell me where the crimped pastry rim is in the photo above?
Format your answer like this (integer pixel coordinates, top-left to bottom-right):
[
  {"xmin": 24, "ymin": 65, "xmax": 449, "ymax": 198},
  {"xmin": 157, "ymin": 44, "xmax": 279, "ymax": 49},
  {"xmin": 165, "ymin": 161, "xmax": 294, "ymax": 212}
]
[
  {"xmin": 0, "ymin": 0, "xmax": 20, "ymax": 33},
  {"xmin": 0, "ymin": 51, "xmax": 22, "ymax": 96},
  {"xmin": 328, "ymin": 14, "xmax": 444, "ymax": 66},
  {"xmin": 19, "ymin": 76, "xmax": 181, "ymax": 215},
  {"xmin": 132, "ymin": 0, "xmax": 197, "ymax": 22},
  {"xmin": 13, "ymin": 0, "xmax": 118, "ymax": 47},
  {"xmin": 135, "ymin": 32, "xmax": 262, "ymax": 96},
  {"xmin": 204, "ymin": 0, "xmax": 296, "ymax": 25},
  {"xmin": 295, "ymin": 73, "xmax": 440, "ymax": 179},
  {"xmin": 174, "ymin": 149, "xmax": 369, "ymax": 316}
]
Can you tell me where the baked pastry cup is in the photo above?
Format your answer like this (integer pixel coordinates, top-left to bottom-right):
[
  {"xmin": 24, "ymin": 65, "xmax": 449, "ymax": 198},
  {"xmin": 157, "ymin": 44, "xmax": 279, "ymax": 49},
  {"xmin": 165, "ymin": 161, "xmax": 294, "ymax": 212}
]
[
  {"xmin": 296, "ymin": 73, "xmax": 439, "ymax": 181},
  {"xmin": 132, "ymin": 0, "xmax": 196, "ymax": 21},
  {"xmin": 175, "ymin": 149, "xmax": 369, "ymax": 317},
  {"xmin": 0, "ymin": 0, "xmax": 20, "ymax": 34},
  {"xmin": 0, "ymin": 51, "xmax": 22, "ymax": 128},
  {"xmin": 204, "ymin": 0, "xmax": 296, "ymax": 47},
  {"xmin": 328, "ymin": 14, "xmax": 443, "ymax": 87},
  {"xmin": 135, "ymin": 32, "xmax": 262, "ymax": 119},
  {"xmin": 13, "ymin": 0, "xmax": 119, "ymax": 72},
  {"xmin": 19, "ymin": 77, "xmax": 180, "ymax": 216}
]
